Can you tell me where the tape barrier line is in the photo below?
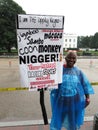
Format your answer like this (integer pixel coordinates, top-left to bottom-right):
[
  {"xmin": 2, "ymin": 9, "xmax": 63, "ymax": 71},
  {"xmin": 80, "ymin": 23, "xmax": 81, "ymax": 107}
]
[
  {"xmin": 0, "ymin": 82, "xmax": 98, "ymax": 92},
  {"xmin": 91, "ymin": 82, "xmax": 98, "ymax": 85},
  {"xmin": 0, "ymin": 87, "xmax": 28, "ymax": 92}
]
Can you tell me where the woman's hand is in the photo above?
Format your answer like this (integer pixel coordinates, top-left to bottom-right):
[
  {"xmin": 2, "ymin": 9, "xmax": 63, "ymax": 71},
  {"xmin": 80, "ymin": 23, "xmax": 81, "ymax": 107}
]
[{"xmin": 85, "ymin": 98, "xmax": 90, "ymax": 108}]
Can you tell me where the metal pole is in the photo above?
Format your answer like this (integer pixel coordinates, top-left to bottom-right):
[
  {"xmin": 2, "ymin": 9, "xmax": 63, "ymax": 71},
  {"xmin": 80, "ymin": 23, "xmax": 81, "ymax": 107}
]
[{"xmin": 40, "ymin": 88, "xmax": 48, "ymax": 125}]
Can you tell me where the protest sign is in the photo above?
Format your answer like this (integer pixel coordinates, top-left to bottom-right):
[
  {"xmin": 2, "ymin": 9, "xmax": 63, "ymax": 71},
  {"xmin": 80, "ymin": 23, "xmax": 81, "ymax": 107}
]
[{"xmin": 17, "ymin": 14, "xmax": 64, "ymax": 90}]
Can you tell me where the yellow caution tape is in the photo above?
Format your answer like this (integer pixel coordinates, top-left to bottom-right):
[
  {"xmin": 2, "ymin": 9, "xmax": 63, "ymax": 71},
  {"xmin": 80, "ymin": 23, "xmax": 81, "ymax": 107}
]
[
  {"xmin": 0, "ymin": 82, "xmax": 98, "ymax": 92},
  {"xmin": 91, "ymin": 82, "xmax": 98, "ymax": 85},
  {"xmin": 0, "ymin": 87, "xmax": 28, "ymax": 92}
]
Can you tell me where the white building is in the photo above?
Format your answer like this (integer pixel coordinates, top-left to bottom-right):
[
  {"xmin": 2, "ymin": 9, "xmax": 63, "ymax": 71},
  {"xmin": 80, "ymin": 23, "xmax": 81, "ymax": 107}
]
[{"xmin": 63, "ymin": 33, "xmax": 77, "ymax": 50}]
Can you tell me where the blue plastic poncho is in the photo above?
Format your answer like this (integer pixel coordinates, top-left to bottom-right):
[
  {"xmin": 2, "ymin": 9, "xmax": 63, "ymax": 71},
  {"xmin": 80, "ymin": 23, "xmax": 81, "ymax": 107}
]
[{"xmin": 50, "ymin": 66, "xmax": 94, "ymax": 130}]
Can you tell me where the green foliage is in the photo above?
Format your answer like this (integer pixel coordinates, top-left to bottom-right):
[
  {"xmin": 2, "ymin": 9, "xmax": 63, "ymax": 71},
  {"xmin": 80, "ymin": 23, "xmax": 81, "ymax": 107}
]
[
  {"xmin": 78, "ymin": 32, "xmax": 98, "ymax": 49},
  {"xmin": 0, "ymin": 49, "xmax": 18, "ymax": 55},
  {"xmin": 77, "ymin": 50, "xmax": 98, "ymax": 56},
  {"xmin": 0, "ymin": 0, "xmax": 26, "ymax": 52},
  {"xmin": 63, "ymin": 48, "xmax": 98, "ymax": 56},
  {"xmin": 90, "ymin": 33, "xmax": 98, "ymax": 48}
]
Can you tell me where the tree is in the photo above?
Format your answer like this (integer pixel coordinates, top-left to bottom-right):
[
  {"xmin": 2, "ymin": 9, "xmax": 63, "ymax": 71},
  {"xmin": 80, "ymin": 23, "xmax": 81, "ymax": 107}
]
[
  {"xmin": 0, "ymin": 0, "xmax": 26, "ymax": 53},
  {"xmin": 90, "ymin": 32, "xmax": 98, "ymax": 49},
  {"xmin": 77, "ymin": 36, "xmax": 84, "ymax": 48},
  {"xmin": 77, "ymin": 35, "xmax": 93, "ymax": 48},
  {"xmin": 81, "ymin": 36, "xmax": 91, "ymax": 48}
]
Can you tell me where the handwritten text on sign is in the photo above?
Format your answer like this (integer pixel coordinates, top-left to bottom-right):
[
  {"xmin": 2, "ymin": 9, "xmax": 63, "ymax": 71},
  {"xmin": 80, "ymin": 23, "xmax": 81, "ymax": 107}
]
[{"xmin": 17, "ymin": 14, "xmax": 64, "ymax": 29}]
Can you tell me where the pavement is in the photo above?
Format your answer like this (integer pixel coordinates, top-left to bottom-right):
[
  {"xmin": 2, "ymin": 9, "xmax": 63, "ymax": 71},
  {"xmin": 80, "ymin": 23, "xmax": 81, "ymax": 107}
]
[
  {"xmin": 0, "ymin": 121, "xmax": 94, "ymax": 130},
  {"xmin": 0, "ymin": 122, "xmax": 93, "ymax": 130}
]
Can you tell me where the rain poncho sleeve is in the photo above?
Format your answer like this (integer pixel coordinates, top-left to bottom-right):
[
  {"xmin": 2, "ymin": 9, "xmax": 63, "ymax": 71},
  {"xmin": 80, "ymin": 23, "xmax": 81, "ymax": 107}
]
[{"xmin": 78, "ymin": 69, "xmax": 94, "ymax": 94}]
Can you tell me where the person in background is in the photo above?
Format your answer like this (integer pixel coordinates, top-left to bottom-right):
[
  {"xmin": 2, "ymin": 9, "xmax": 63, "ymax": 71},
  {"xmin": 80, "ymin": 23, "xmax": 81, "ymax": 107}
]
[{"xmin": 50, "ymin": 51, "xmax": 94, "ymax": 130}]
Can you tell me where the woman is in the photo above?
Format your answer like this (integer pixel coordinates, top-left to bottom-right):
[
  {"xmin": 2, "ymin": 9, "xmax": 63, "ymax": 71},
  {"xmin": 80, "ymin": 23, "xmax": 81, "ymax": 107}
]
[{"xmin": 50, "ymin": 51, "xmax": 94, "ymax": 130}]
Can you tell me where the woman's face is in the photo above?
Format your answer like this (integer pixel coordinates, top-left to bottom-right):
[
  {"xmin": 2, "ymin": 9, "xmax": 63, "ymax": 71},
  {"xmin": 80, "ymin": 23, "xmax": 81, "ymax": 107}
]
[{"xmin": 65, "ymin": 52, "xmax": 76, "ymax": 68}]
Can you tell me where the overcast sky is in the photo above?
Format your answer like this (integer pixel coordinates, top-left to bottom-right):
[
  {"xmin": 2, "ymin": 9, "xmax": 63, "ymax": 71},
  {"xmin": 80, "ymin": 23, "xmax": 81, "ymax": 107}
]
[{"xmin": 14, "ymin": 0, "xmax": 98, "ymax": 36}]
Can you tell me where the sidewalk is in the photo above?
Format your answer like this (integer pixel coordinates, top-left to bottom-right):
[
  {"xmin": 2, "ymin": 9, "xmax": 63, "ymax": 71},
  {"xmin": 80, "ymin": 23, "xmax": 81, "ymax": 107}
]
[{"xmin": 0, "ymin": 121, "xmax": 94, "ymax": 130}]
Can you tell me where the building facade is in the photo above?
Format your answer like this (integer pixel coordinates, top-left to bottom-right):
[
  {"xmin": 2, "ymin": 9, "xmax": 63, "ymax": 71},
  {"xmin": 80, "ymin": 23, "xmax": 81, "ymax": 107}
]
[{"xmin": 63, "ymin": 33, "xmax": 77, "ymax": 50}]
